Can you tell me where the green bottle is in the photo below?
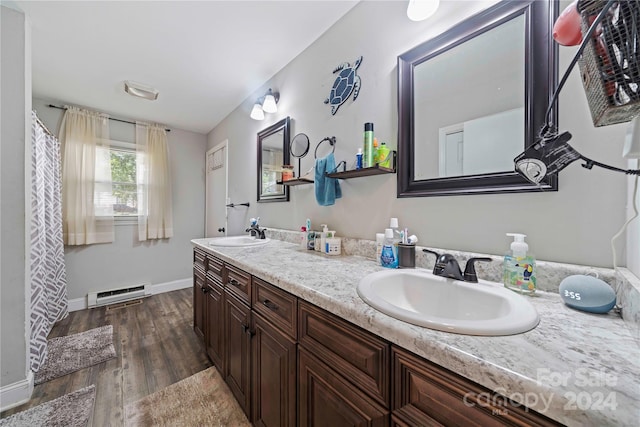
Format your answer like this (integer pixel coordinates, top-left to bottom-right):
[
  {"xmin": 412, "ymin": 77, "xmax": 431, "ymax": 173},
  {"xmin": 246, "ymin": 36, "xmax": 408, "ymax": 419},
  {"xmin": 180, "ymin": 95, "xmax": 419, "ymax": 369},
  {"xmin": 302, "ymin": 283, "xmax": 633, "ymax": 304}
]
[
  {"xmin": 364, "ymin": 123, "xmax": 374, "ymax": 167},
  {"xmin": 378, "ymin": 142, "xmax": 390, "ymax": 168}
]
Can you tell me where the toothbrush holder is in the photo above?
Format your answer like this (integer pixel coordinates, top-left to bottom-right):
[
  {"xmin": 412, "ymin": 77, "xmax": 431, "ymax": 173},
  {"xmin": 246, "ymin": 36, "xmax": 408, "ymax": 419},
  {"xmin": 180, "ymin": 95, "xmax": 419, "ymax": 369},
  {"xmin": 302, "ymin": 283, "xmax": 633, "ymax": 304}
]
[{"xmin": 398, "ymin": 243, "xmax": 415, "ymax": 269}]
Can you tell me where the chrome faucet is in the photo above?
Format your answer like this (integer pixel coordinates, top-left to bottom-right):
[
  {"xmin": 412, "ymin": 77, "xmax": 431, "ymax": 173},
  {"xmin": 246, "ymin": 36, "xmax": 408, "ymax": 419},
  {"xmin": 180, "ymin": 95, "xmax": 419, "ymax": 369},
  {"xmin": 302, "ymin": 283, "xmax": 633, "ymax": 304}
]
[
  {"xmin": 245, "ymin": 217, "xmax": 266, "ymax": 240},
  {"xmin": 423, "ymin": 249, "xmax": 491, "ymax": 283}
]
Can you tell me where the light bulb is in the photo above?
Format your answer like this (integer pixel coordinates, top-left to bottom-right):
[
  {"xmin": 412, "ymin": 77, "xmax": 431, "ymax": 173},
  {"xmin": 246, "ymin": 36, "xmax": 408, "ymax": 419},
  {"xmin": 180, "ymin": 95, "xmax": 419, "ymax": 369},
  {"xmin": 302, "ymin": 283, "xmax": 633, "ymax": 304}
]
[
  {"xmin": 407, "ymin": 0, "xmax": 440, "ymax": 22},
  {"xmin": 262, "ymin": 94, "xmax": 278, "ymax": 113},
  {"xmin": 250, "ymin": 102, "xmax": 264, "ymax": 120}
]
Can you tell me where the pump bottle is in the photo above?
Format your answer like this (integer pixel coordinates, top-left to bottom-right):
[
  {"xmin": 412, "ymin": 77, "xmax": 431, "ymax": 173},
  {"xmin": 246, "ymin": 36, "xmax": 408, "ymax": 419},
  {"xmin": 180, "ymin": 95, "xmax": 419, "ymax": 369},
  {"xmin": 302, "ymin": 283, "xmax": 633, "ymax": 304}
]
[{"xmin": 503, "ymin": 233, "xmax": 536, "ymax": 294}]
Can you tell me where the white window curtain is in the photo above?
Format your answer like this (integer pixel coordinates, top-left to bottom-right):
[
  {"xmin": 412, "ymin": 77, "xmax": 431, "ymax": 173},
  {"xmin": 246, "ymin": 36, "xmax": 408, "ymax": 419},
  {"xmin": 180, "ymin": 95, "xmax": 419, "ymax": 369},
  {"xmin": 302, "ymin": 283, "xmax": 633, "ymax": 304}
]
[
  {"xmin": 136, "ymin": 122, "xmax": 174, "ymax": 240},
  {"xmin": 59, "ymin": 106, "xmax": 114, "ymax": 245}
]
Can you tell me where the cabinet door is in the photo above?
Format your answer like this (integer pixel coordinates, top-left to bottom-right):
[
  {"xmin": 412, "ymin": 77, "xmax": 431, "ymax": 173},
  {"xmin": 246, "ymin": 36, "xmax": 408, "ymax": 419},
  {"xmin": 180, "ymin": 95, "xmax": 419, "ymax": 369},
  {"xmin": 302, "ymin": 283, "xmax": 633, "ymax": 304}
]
[
  {"xmin": 193, "ymin": 267, "xmax": 206, "ymax": 339},
  {"xmin": 392, "ymin": 347, "xmax": 561, "ymax": 427},
  {"xmin": 298, "ymin": 348, "xmax": 389, "ymax": 427},
  {"xmin": 225, "ymin": 290, "xmax": 252, "ymax": 416},
  {"xmin": 205, "ymin": 275, "xmax": 225, "ymax": 372},
  {"xmin": 252, "ymin": 312, "xmax": 296, "ymax": 427}
]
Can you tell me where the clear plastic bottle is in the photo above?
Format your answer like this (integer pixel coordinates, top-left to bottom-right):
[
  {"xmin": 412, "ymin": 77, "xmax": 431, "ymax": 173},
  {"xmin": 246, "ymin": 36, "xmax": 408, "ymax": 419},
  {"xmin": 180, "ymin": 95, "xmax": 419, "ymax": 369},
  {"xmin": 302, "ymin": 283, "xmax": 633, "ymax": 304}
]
[
  {"xmin": 381, "ymin": 228, "xmax": 398, "ymax": 268},
  {"xmin": 503, "ymin": 233, "xmax": 536, "ymax": 294}
]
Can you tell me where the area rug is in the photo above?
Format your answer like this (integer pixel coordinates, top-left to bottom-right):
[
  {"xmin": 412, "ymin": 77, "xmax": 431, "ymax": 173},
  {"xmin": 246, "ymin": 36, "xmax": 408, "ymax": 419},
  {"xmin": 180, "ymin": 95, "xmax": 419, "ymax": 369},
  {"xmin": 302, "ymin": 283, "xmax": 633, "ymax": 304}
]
[
  {"xmin": 124, "ymin": 367, "xmax": 250, "ymax": 426},
  {"xmin": 34, "ymin": 325, "xmax": 116, "ymax": 385},
  {"xmin": 0, "ymin": 385, "xmax": 95, "ymax": 427}
]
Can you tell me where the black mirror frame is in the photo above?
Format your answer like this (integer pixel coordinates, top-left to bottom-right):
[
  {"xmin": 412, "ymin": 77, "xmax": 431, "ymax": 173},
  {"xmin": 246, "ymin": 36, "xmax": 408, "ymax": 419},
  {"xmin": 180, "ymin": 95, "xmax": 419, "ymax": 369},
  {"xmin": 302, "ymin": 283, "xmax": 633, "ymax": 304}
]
[
  {"xmin": 397, "ymin": 0, "xmax": 558, "ymax": 197},
  {"xmin": 257, "ymin": 116, "xmax": 291, "ymax": 203}
]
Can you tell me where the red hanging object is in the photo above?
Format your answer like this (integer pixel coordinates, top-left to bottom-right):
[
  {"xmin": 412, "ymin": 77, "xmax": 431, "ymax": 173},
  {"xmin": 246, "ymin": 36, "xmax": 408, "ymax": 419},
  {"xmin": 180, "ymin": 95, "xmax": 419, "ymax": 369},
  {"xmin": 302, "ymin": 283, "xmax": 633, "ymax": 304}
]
[{"xmin": 553, "ymin": 0, "xmax": 582, "ymax": 46}]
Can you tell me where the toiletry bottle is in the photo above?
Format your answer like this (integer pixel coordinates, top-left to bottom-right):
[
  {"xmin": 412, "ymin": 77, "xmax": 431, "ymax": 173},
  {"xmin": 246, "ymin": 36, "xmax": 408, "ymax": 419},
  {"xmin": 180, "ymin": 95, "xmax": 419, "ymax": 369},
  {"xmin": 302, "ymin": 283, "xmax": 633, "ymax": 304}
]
[
  {"xmin": 390, "ymin": 217, "xmax": 400, "ymax": 242},
  {"xmin": 319, "ymin": 224, "xmax": 328, "ymax": 252},
  {"xmin": 356, "ymin": 148, "xmax": 363, "ymax": 169},
  {"xmin": 364, "ymin": 123, "xmax": 374, "ymax": 167},
  {"xmin": 376, "ymin": 233, "xmax": 385, "ymax": 265},
  {"xmin": 503, "ymin": 233, "xmax": 536, "ymax": 294},
  {"xmin": 300, "ymin": 226, "xmax": 308, "ymax": 249},
  {"xmin": 373, "ymin": 138, "xmax": 379, "ymax": 164},
  {"xmin": 378, "ymin": 142, "xmax": 390, "ymax": 168},
  {"xmin": 381, "ymin": 228, "xmax": 399, "ymax": 268}
]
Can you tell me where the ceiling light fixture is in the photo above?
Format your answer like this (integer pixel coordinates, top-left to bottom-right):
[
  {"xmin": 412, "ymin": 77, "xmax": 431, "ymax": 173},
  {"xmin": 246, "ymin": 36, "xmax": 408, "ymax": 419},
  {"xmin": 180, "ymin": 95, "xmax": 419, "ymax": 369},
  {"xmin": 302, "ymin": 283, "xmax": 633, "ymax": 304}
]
[
  {"xmin": 124, "ymin": 81, "xmax": 159, "ymax": 101},
  {"xmin": 249, "ymin": 88, "xmax": 280, "ymax": 120},
  {"xmin": 407, "ymin": 0, "xmax": 440, "ymax": 22}
]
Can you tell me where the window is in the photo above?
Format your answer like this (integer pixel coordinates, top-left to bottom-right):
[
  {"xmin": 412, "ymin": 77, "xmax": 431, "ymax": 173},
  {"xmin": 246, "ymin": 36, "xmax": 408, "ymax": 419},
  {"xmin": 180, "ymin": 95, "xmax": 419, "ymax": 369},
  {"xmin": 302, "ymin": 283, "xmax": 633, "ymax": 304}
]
[{"xmin": 94, "ymin": 140, "xmax": 139, "ymax": 218}]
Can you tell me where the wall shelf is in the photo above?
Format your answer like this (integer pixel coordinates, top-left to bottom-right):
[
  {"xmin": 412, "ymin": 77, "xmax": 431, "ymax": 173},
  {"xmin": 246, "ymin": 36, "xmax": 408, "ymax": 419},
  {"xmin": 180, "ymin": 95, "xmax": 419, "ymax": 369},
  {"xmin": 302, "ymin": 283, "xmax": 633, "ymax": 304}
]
[
  {"xmin": 281, "ymin": 177, "xmax": 314, "ymax": 186},
  {"xmin": 326, "ymin": 151, "xmax": 396, "ymax": 179}
]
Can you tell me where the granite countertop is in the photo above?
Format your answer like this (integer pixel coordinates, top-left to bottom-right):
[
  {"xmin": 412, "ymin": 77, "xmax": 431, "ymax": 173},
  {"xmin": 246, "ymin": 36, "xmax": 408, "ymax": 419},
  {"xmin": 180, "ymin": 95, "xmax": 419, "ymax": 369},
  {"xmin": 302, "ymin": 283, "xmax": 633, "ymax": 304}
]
[{"xmin": 191, "ymin": 238, "xmax": 640, "ymax": 427}]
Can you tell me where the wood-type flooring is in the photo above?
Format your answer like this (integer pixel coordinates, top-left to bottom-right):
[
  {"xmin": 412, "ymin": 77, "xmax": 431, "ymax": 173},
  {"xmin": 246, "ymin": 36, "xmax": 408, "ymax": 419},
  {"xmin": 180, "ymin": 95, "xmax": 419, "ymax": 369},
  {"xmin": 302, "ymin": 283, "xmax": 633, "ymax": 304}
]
[{"xmin": 1, "ymin": 288, "xmax": 211, "ymax": 426}]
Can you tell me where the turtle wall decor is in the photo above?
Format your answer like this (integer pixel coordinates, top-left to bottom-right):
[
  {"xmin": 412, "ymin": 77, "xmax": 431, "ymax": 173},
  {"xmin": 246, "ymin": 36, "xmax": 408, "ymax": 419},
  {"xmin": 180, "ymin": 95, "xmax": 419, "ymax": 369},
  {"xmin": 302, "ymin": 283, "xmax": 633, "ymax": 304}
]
[{"xmin": 324, "ymin": 56, "xmax": 362, "ymax": 115}]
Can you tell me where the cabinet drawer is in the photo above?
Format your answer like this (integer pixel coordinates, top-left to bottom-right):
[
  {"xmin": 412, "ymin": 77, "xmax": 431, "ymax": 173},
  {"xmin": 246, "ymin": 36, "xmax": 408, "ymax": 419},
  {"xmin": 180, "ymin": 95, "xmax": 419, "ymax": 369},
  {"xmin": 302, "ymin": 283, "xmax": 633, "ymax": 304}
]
[
  {"xmin": 193, "ymin": 248, "xmax": 207, "ymax": 272},
  {"xmin": 225, "ymin": 264, "xmax": 251, "ymax": 305},
  {"xmin": 252, "ymin": 277, "xmax": 297, "ymax": 340},
  {"xmin": 298, "ymin": 300, "xmax": 390, "ymax": 407},
  {"xmin": 392, "ymin": 347, "xmax": 561, "ymax": 427},
  {"xmin": 207, "ymin": 255, "xmax": 224, "ymax": 279}
]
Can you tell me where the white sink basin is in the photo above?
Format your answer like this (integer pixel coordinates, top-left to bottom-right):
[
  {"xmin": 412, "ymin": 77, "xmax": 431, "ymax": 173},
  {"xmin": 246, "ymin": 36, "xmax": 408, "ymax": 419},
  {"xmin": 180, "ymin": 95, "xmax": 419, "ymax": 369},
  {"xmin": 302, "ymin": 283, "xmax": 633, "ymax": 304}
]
[
  {"xmin": 357, "ymin": 269, "xmax": 539, "ymax": 336},
  {"xmin": 208, "ymin": 236, "xmax": 271, "ymax": 247}
]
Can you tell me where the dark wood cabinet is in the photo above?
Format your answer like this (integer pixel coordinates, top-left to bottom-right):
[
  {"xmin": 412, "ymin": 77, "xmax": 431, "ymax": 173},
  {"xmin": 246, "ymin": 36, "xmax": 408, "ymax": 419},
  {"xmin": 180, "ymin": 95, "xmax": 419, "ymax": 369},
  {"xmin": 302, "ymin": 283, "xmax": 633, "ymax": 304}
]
[
  {"xmin": 205, "ymin": 273, "xmax": 225, "ymax": 371},
  {"xmin": 298, "ymin": 347, "xmax": 389, "ymax": 427},
  {"xmin": 251, "ymin": 312, "xmax": 297, "ymax": 427},
  {"xmin": 224, "ymin": 289, "xmax": 252, "ymax": 416},
  {"xmin": 193, "ymin": 267, "xmax": 206, "ymax": 339},
  {"xmin": 299, "ymin": 300, "xmax": 390, "ymax": 407},
  {"xmin": 392, "ymin": 347, "xmax": 561, "ymax": 427},
  {"xmin": 192, "ymin": 248, "xmax": 561, "ymax": 427}
]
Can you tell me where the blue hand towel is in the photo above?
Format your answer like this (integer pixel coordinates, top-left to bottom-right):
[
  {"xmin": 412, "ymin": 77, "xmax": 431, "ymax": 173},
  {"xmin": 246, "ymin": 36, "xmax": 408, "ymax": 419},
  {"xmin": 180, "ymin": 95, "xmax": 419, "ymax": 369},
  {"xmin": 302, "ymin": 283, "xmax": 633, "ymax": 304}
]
[{"xmin": 315, "ymin": 152, "xmax": 342, "ymax": 206}]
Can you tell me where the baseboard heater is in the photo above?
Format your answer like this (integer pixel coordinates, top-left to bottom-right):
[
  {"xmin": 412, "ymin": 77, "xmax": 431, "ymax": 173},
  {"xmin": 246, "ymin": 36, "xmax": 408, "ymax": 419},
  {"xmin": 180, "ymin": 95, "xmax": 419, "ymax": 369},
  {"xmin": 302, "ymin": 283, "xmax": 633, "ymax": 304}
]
[{"xmin": 87, "ymin": 283, "xmax": 152, "ymax": 308}]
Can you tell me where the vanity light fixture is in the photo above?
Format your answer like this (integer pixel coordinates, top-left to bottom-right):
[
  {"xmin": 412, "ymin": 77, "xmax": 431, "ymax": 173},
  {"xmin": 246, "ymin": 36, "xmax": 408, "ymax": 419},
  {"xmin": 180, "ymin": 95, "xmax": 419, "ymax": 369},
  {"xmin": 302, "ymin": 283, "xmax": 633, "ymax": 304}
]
[
  {"xmin": 249, "ymin": 88, "xmax": 280, "ymax": 120},
  {"xmin": 124, "ymin": 80, "xmax": 159, "ymax": 101},
  {"xmin": 262, "ymin": 89, "xmax": 279, "ymax": 113},
  {"xmin": 250, "ymin": 102, "xmax": 265, "ymax": 120},
  {"xmin": 407, "ymin": 0, "xmax": 440, "ymax": 22}
]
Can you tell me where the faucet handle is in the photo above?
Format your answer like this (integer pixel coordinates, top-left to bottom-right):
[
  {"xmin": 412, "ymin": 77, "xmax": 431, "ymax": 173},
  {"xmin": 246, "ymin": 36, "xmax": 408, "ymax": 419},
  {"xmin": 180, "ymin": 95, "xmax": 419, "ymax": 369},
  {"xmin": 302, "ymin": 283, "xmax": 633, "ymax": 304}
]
[
  {"xmin": 463, "ymin": 257, "xmax": 492, "ymax": 283},
  {"xmin": 422, "ymin": 249, "xmax": 441, "ymax": 259}
]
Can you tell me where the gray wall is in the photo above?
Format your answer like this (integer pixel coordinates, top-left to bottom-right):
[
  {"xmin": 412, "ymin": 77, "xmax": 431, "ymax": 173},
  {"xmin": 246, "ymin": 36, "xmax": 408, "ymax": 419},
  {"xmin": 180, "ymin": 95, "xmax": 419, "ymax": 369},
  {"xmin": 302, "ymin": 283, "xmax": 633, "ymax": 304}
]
[
  {"xmin": 1, "ymin": 5, "xmax": 30, "ymax": 387},
  {"xmin": 207, "ymin": 0, "xmax": 629, "ymax": 268},
  {"xmin": 33, "ymin": 98, "xmax": 207, "ymax": 300}
]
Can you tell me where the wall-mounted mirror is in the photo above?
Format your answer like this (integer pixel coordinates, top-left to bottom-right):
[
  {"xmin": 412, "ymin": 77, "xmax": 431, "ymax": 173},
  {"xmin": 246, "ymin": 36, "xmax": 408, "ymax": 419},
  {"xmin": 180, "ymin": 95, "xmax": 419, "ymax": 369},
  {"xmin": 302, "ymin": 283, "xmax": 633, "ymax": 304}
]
[
  {"xmin": 257, "ymin": 117, "xmax": 291, "ymax": 202},
  {"xmin": 398, "ymin": 0, "xmax": 558, "ymax": 197}
]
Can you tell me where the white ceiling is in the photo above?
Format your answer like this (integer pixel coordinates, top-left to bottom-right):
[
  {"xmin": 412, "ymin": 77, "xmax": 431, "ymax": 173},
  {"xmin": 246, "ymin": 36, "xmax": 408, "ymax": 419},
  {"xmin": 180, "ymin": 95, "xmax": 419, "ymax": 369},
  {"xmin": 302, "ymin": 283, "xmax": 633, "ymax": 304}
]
[{"xmin": 15, "ymin": 0, "xmax": 359, "ymax": 134}]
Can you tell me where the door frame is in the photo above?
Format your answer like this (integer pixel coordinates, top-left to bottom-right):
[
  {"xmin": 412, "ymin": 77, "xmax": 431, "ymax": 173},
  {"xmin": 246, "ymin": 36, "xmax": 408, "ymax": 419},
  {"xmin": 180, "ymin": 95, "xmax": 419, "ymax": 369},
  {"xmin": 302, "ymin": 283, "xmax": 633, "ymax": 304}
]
[{"xmin": 205, "ymin": 139, "xmax": 229, "ymax": 237}]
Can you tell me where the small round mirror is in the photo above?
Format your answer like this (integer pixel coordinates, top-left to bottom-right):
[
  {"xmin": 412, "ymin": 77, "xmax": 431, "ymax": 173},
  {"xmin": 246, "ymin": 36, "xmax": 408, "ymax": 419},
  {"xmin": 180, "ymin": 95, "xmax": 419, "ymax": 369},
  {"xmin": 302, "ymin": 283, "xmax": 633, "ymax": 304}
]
[{"xmin": 290, "ymin": 133, "xmax": 310, "ymax": 158}]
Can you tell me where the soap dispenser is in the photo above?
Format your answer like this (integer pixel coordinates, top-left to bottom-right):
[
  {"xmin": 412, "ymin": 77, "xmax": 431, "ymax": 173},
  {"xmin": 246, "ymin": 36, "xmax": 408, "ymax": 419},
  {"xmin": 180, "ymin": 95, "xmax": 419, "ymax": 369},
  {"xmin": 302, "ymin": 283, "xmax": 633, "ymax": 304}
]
[{"xmin": 503, "ymin": 233, "xmax": 536, "ymax": 294}]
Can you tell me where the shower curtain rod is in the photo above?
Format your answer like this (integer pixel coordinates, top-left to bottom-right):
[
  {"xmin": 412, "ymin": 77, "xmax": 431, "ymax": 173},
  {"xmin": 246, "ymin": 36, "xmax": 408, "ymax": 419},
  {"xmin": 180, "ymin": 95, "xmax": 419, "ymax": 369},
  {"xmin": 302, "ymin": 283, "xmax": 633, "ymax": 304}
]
[
  {"xmin": 33, "ymin": 112, "xmax": 56, "ymax": 138},
  {"xmin": 47, "ymin": 104, "xmax": 171, "ymax": 132}
]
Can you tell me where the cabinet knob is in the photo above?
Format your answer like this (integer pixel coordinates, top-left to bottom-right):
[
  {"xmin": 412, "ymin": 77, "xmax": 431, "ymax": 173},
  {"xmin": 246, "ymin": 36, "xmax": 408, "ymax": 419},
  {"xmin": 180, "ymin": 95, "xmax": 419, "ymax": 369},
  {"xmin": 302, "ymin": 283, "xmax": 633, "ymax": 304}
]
[
  {"xmin": 242, "ymin": 324, "xmax": 255, "ymax": 337},
  {"xmin": 229, "ymin": 278, "xmax": 240, "ymax": 287},
  {"xmin": 201, "ymin": 287, "xmax": 208, "ymax": 294}
]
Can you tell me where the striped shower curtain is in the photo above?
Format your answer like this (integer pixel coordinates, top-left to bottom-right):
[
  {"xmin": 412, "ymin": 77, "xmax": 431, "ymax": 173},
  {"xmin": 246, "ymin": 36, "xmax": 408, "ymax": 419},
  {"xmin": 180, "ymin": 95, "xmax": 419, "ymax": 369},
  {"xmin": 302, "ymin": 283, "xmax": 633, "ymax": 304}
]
[{"xmin": 30, "ymin": 111, "xmax": 68, "ymax": 372}]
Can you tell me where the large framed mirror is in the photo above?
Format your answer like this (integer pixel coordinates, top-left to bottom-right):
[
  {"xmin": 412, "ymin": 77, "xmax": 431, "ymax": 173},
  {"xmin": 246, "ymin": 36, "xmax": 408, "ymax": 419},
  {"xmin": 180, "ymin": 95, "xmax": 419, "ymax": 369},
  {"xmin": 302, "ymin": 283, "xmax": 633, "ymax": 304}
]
[
  {"xmin": 257, "ymin": 117, "xmax": 291, "ymax": 202},
  {"xmin": 398, "ymin": 0, "xmax": 558, "ymax": 197}
]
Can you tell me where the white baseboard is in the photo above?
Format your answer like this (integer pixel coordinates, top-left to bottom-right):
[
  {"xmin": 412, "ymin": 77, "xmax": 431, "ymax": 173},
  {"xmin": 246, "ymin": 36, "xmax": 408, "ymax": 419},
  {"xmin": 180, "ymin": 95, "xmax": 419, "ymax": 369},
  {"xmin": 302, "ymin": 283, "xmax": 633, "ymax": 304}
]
[
  {"xmin": 0, "ymin": 370, "xmax": 34, "ymax": 412},
  {"xmin": 67, "ymin": 277, "xmax": 191, "ymax": 312}
]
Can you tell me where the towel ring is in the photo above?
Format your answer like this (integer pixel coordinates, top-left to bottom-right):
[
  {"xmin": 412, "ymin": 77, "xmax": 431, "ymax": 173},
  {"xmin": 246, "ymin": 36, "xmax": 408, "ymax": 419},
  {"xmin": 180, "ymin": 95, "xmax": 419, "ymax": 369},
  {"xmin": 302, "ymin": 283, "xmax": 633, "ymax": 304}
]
[{"xmin": 314, "ymin": 136, "xmax": 336, "ymax": 159}]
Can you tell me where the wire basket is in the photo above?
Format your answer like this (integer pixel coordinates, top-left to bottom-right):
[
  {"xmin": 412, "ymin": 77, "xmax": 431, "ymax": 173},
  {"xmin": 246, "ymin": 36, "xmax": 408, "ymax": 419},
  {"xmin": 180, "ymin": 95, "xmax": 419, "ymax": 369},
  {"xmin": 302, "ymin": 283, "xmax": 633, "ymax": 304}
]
[{"xmin": 578, "ymin": 0, "xmax": 640, "ymax": 127}]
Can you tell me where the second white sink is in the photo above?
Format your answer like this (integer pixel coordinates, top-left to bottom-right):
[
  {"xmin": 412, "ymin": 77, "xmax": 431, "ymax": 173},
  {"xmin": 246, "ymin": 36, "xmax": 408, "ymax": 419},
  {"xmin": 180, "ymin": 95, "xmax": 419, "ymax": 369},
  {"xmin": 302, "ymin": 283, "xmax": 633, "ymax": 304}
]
[
  {"xmin": 208, "ymin": 236, "xmax": 271, "ymax": 247},
  {"xmin": 357, "ymin": 269, "xmax": 539, "ymax": 336}
]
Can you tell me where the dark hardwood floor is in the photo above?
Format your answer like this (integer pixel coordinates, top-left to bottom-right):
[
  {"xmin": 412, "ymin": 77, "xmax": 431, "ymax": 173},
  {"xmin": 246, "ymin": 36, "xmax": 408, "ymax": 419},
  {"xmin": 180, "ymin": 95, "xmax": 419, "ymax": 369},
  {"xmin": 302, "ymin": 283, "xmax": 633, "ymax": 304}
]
[{"xmin": 1, "ymin": 288, "xmax": 212, "ymax": 426}]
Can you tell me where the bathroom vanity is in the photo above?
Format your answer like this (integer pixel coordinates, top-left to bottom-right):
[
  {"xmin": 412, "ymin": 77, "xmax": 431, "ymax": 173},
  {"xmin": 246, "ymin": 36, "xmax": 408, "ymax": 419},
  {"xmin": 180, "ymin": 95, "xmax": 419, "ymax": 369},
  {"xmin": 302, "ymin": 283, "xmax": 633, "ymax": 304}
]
[{"xmin": 191, "ymin": 237, "xmax": 639, "ymax": 426}]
